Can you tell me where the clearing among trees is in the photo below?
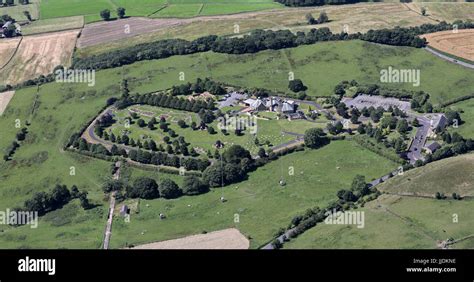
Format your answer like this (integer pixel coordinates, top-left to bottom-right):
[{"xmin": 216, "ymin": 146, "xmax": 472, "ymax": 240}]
[
  {"xmin": 422, "ymin": 29, "xmax": 474, "ymax": 62},
  {"xmin": 129, "ymin": 228, "xmax": 250, "ymax": 249},
  {"xmin": 0, "ymin": 30, "xmax": 80, "ymax": 85}
]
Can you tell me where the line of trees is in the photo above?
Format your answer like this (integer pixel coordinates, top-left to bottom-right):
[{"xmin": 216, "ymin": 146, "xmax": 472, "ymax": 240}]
[
  {"xmin": 73, "ymin": 23, "xmax": 436, "ymax": 71},
  {"xmin": 72, "ymin": 35, "xmax": 218, "ymax": 70},
  {"xmin": 104, "ymin": 174, "xmax": 209, "ymax": 201},
  {"xmin": 69, "ymin": 135, "xmax": 211, "ymax": 172},
  {"xmin": 3, "ymin": 127, "xmax": 28, "ymax": 161},
  {"xmin": 272, "ymin": 174, "xmax": 380, "ymax": 249},
  {"xmin": 21, "ymin": 184, "xmax": 91, "ymax": 217},
  {"xmin": 114, "ymin": 91, "xmax": 215, "ymax": 113},
  {"xmin": 170, "ymin": 78, "xmax": 226, "ymax": 96},
  {"xmin": 100, "ymin": 7, "xmax": 126, "ymax": 21}
]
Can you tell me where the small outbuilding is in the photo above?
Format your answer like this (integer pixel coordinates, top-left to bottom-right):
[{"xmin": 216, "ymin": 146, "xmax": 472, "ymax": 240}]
[{"xmin": 424, "ymin": 142, "xmax": 441, "ymax": 154}]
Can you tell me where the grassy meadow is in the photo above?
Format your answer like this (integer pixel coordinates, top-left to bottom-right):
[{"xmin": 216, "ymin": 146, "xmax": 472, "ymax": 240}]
[
  {"xmin": 38, "ymin": 0, "xmax": 282, "ymax": 22},
  {"xmin": 448, "ymin": 98, "xmax": 474, "ymax": 139},
  {"xmin": 377, "ymin": 153, "xmax": 474, "ymax": 197},
  {"xmin": 99, "ymin": 40, "xmax": 474, "ymax": 103},
  {"xmin": 283, "ymin": 194, "xmax": 474, "ymax": 249},
  {"xmin": 110, "ymin": 140, "xmax": 397, "ymax": 249}
]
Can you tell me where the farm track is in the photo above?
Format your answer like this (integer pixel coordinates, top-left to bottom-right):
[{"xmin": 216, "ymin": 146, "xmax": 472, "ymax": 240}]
[{"xmin": 0, "ymin": 37, "xmax": 22, "ymax": 71}]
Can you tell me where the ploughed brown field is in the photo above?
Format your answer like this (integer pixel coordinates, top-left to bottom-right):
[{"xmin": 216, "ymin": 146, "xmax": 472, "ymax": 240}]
[
  {"xmin": 0, "ymin": 30, "xmax": 80, "ymax": 85},
  {"xmin": 129, "ymin": 228, "xmax": 250, "ymax": 249},
  {"xmin": 0, "ymin": 37, "xmax": 21, "ymax": 70},
  {"xmin": 422, "ymin": 29, "xmax": 474, "ymax": 62},
  {"xmin": 0, "ymin": 91, "xmax": 16, "ymax": 116}
]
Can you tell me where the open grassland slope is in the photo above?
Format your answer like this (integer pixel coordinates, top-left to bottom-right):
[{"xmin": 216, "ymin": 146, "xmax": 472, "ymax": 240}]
[
  {"xmin": 378, "ymin": 153, "xmax": 474, "ymax": 197},
  {"xmin": 284, "ymin": 194, "xmax": 474, "ymax": 249},
  {"xmin": 110, "ymin": 140, "xmax": 397, "ymax": 249},
  {"xmin": 84, "ymin": 40, "xmax": 474, "ymax": 102}
]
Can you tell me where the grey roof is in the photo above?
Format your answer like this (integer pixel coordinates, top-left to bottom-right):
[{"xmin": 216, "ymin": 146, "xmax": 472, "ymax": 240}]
[
  {"xmin": 2, "ymin": 22, "xmax": 12, "ymax": 29},
  {"xmin": 425, "ymin": 142, "xmax": 441, "ymax": 152},
  {"xmin": 265, "ymin": 98, "xmax": 280, "ymax": 108},
  {"xmin": 250, "ymin": 99, "xmax": 264, "ymax": 109},
  {"xmin": 431, "ymin": 114, "xmax": 448, "ymax": 130},
  {"xmin": 281, "ymin": 102, "xmax": 294, "ymax": 113},
  {"xmin": 243, "ymin": 98, "xmax": 256, "ymax": 105}
]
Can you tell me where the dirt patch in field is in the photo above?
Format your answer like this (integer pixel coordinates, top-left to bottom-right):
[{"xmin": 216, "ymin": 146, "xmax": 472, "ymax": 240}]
[
  {"xmin": 0, "ymin": 30, "xmax": 80, "ymax": 85},
  {"xmin": 129, "ymin": 228, "xmax": 250, "ymax": 249},
  {"xmin": 422, "ymin": 29, "xmax": 474, "ymax": 62},
  {"xmin": 0, "ymin": 38, "xmax": 21, "ymax": 70},
  {"xmin": 0, "ymin": 91, "xmax": 16, "ymax": 116}
]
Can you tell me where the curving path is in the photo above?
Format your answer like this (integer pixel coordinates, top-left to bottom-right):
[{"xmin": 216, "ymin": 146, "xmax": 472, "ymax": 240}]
[{"xmin": 424, "ymin": 46, "xmax": 474, "ymax": 70}]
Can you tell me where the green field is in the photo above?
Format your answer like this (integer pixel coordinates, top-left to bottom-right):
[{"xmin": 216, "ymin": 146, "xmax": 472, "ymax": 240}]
[
  {"xmin": 38, "ymin": 0, "xmax": 282, "ymax": 22},
  {"xmin": 95, "ymin": 41, "xmax": 474, "ymax": 103},
  {"xmin": 283, "ymin": 194, "xmax": 474, "ymax": 249},
  {"xmin": 21, "ymin": 16, "xmax": 84, "ymax": 35},
  {"xmin": 0, "ymin": 83, "xmax": 397, "ymax": 249},
  {"xmin": 284, "ymin": 153, "xmax": 474, "ymax": 249},
  {"xmin": 377, "ymin": 153, "xmax": 474, "ymax": 197},
  {"xmin": 1, "ymin": 36, "xmax": 474, "ymax": 248},
  {"xmin": 0, "ymin": 81, "xmax": 182, "ymax": 248},
  {"xmin": 448, "ymin": 98, "xmax": 474, "ymax": 139},
  {"xmin": 110, "ymin": 140, "xmax": 397, "ymax": 249},
  {"xmin": 0, "ymin": 0, "xmax": 40, "ymax": 21}
]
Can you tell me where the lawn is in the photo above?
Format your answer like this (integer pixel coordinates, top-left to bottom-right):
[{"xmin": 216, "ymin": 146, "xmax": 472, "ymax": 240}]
[
  {"xmin": 447, "ymin": 98, "xmax": 474, "ymax": 139},
  {"xmin": 283, "ymin": 194, "xmax": 474, "ymax": 249},
  {"xmin": 110, "ymin": 140, "xmax": 398, "ymax": 249}
]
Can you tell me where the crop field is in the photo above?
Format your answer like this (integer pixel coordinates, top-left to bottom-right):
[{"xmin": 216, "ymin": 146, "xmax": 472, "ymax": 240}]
[
  {"xmin": 21, "ymin": 16, "xmax": 84, "ymax": 35},
  {"xmin": 110, "ymin": 140, "xmax": 397, "ymax": 249},
  {"xmin": 408, "ymin": 2, "xmax": 474, "ymax": 22},
  {"xmin": 283, "ymin": 194, "xmax": 474, "ymax": 249},
  {"xmin": 107, "ymin": 105, "xmax": 320, "ymax": 155},
  {"xmin": 75, "ymin": 2, "xmax": 447, "ymax": 56},
  {"xmin": 378, "ymin": 153, "xmax": 474, "ymax": 197},
  {"xmin": 0, "ymin": 91, "xmax": 16, "ymax": 116},
  {"xmin": 422, "ymin": 29, "xmax": 474, "ymax": 62},
  {"xmin": 99, "ymin": 40, "xmax": 474, "ymax": 103},
  {"xmin": 0, "ymin": 0, "xmax": 40, "ymax": 21},
  {"xmin": 76, "ymin": 17, "xmax": 185, "ymax": 48},
  {"xmin": 38, "ymin": 0, "xmax": 282, "ymax": 23},
  {"xmin": 0, "ymin": 30, "xmax": 79, "ymax": 86},
  {"xmin": 0, "ymin": 38, "xmax": 21, "ymax": 70},
  {"xmin": 39, "ymin": 0, "xmax": 115, "ymax": 20},
  {"xmin": 130, "ymin": 228, "xmax": 250, "ymax": 249},
  {"xmin": 447, "ymin": 98, "xmax": 474, "ymax": 139}
]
